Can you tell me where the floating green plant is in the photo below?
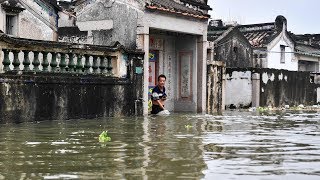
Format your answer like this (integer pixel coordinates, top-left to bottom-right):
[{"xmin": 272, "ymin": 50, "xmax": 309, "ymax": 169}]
[
  {"xmin": 257, "ymin": 106, "xmax": 268, "ymax": 112},
  {"xmin": 99, "ymin": 131, "xmax": 111, "ymax": 142},
  {"xmin": 185, "ymin": 125, "xmax": 193, "ymax": 129}
]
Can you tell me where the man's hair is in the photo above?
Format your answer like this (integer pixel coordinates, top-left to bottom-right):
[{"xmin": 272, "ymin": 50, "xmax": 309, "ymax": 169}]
[{"xmin": 158, "ymin": 74, "xmax": 166, "ymax": 81}]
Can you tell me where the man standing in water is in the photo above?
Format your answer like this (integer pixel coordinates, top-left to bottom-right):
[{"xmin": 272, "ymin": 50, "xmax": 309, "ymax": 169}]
[{"xmin": 151, "ymin": 74, "xmax": 167, "ymax": 114}]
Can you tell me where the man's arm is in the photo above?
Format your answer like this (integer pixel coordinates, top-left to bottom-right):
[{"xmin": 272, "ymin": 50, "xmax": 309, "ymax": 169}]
[{"xmin": 156, "ymin": 99, "xmax": 165, "ymax": 110}]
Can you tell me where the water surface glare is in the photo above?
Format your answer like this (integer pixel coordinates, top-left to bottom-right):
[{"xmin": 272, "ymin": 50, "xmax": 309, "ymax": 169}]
[{"xmin": 0, "ymin": 111, "xmax": 319, "ymax": 179}]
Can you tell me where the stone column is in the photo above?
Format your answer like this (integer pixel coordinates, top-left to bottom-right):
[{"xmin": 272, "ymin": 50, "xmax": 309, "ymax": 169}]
[
  {"xmin": 137, "ymin": 25, "xmax": 149, "ymax": 115},
  {"xmin": 196, "ymin": 34, "xmax": 208, "ymax": 113},
  {"xmin": 252, "ymin": 73, "xmax": 261, "ymax": 107}
]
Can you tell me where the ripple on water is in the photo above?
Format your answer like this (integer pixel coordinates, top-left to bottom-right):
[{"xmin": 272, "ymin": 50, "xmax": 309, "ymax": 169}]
[{"xmin": 0, "ymin": 112, "xmax": 319, "ymax": 179}]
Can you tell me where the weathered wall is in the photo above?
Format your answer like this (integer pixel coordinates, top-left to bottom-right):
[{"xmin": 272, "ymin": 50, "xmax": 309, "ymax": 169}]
[
  {"xmin": 207, "ymin": 61, "xmax": 225, "ymax": 113},
  {"xmin": 61, "ymin": 0, "xmax": 143, "ymax": 49},
  {"xmin": 260, "ymin": 69, "xmax": 317, "ymax": 107},
  {"xmin": 214, "ymin": 30, "xmax": 252, "ymax": 68},
  {"xmin": 58, "ymin": 26, "xmax": 88, "ymax": 44},
  {"xmin": 19, "ymin": 0, "xmax": 58, "ymax": 40},
  {"xmin": 175, "ymin": 35, "xmax": 198, "ymax": 112},
  {"xmin": 0, "ymin": 0, "xmax": 58, "ymax": 41},
  {"xmin": 225, "ymin": 69, "xmax": 252, "ymax": 108},
  {"xmin": 226, "ymin": 68, "xmax": 318, "ymax": 108},
  {"xmin": 0, "ymin": 56, "xmax": 144, "ymax": 123}
]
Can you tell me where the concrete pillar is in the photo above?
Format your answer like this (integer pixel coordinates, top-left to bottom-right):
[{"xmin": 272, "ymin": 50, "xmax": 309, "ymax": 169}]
[
  {"xmin": 137, "ymin": 26, "xmax": 149, "ymax": 115},
  {"xmin": 252, "ymin": 73, "xmax": 260, "ymax": 107},
  {"xmin": 196, "ymin": 35, "xmax": 207, "ymax": 113},
  {"xmin": 317, "ymin": 87, "xmax": 320, "ymax": 104},
  {"xmin": 221, "ymin": 66, "xmax": 226, "ymax": 111}
]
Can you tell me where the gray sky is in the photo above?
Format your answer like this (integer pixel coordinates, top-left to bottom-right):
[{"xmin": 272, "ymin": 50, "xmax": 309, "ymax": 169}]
[{"xmin": 207, "ymin": 0, "xmax": 320, "ymax": 34}]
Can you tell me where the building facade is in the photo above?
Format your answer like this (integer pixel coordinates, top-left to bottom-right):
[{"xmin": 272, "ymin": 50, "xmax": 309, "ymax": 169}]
[
  {"xmin": 291, "ymin": 33, "xmax": 320, "ymax": 72},
  {"xmin": 0, "ymin": 0, "xmax": 60, "ymax": 41},
  {"xmin": 58, "ymin": 0, "xmax": 211, "ymax": 114},
  {"xmin": 208, "ymin": 20, "xmax": 253, "ymax": 68},
  {"xmin": 209, "ymin": 15, "xmax": 320, "ymax": 73}
]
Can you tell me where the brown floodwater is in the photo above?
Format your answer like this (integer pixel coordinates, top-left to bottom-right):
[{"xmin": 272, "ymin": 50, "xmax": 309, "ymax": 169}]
[{"xmin": 0, "ymin": 111, "xmax": 319, "ymax": 179}]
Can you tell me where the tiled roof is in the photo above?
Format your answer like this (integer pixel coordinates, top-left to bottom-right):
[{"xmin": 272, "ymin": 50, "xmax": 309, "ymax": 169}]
[
  {"xmin": 238, "ymin": 23, "xmax": 280, "ymax": 48},
  {"xmin": 290, "ymin": 33, "xmax": 320, "ymax": 48},
  {"xmin": 208, "ymin": 22, "xmax": 280, "ymax": 47},
  {"xmin": 146, "ymin": 0, "xmax": 210, "ymax": 19},
  {"xmin": 208, "ymin": 16, "xmax": 289, "ymax": 48},
  {"xmin": 0, "ymin": 0, "xmax": 24, "ymax": 11},
  {"xmin": 180, "ymin": 0, "xmax": 212, "ymax": 10},
  {"xmin": 207, "ymin": 26, "xmax": 229, "ymax": 41},
  {"xmin": 295, "ymin": 43, "xmax": 320, "ymax": 57}
]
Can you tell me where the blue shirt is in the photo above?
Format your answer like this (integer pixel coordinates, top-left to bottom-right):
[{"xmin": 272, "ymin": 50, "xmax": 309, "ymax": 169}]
[{"xmin": 151, "ymin": 86, "xmax": 167, "ymax": 101}]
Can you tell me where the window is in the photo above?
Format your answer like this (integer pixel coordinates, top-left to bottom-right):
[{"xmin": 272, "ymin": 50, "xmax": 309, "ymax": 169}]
[
  {"xmin": 280, "ymin": 45, "xmax": 285, "ymax": 63},
  {"xmin": 6, "ymin": 15, "xmax": 15, "ymax": 35},
  {"xmin": 233, "ymin": 46, "xmax": 238, "ymax": 53}
]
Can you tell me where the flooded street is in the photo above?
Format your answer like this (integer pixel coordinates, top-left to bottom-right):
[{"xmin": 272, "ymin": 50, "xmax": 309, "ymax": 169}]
[{"xmin": 0, "ymin": 111, "xmax": 319, "ymax": 179}]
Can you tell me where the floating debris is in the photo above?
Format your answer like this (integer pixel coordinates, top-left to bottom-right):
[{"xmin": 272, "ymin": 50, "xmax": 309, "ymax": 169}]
[{"xmin": 98, "ymin": 131, "xmax": 111, "ymax": 142}]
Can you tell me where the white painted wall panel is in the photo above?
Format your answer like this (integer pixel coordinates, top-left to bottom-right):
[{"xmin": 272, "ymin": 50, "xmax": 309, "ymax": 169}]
[{"xmin": 225, "ymin": 71, "xmax": 252, "ymax": 108}]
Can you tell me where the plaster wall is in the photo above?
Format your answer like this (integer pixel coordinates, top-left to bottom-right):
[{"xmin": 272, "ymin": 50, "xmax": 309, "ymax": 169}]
[
  {"xmin": 74, "ymin": 0, "xmax": 143, "ymax": 49},
  {"xmin": 0, "ymin": 0, "xmax": 58, "ymax": 41},
  {"xmin": 267, "ymin": 36, "xmax": 297, "ymax": 71},
  {"xmin": 225, "ymin": 70, "xmax": 252, "ymax": 108},
  {"xmin": 144, "ymin": 11, "xmax": 206, "ymax": 35},
  {"xmin": 19, "ymin": 10, "xmax": 54, "ymax": 40},
  {"xmin": 260, "ymin": 69, "xmax": 316, "ymax": 107},
  {"xmin": 58, "ymin": 11, "xmax": 75, "ymax": 27},
  {"xmin": 175, "ymin": 36, "xmax": 198, "ymax": 112}
]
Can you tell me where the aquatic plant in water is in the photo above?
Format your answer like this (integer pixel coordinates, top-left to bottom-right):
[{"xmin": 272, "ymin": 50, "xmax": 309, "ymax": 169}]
[
  {"xmin": 99, "ymin": 131, "xmax": 111, "ymax": 142},
  {"xmin": 185, "ymin": 125, "xmax": 193, "ymax": 129}
]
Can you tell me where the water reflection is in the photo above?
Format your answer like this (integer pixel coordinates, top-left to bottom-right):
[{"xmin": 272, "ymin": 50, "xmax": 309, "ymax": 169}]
[
  {"xmin": 202, "ymin": 111, "xmax": 320, "ymax": 180},
  {"xmin": 0, "ymin": 111, "xmax": 319, "ymax": 179}
]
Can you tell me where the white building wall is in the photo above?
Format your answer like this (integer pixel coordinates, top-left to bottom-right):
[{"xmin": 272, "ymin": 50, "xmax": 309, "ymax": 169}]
[
  {"xmin": 267, "ymin": 37, "xmax": 298, "ymax": 71},
  {"xmin": 0, "ymin": 0, "xmax": 57, "ymax": 41},
  {"xmin": 144, "ymin": 11, "xmax": 206, "ymax": 35},
  {"xmin": 0, "ymin": 7, "xmax": 4, "ymax": 33},
  {"xmin": 225, "ymin": 71, "xmax": 252, "ymax": 108}
]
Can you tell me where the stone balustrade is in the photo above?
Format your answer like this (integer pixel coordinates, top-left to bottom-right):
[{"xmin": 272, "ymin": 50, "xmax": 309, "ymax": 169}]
[
  {"xmin": 1, "ymin": 49, "xmax": 115, "ymax": 75},
  {"xmin": 0, "ymin": 33, "xmax": 139, "ymax": 76}
]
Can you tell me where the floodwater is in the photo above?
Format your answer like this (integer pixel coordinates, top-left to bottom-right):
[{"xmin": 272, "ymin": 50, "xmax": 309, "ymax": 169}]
[{"xmin": 0, "ymin": 111, "xmax": 319, "ymax": 179}]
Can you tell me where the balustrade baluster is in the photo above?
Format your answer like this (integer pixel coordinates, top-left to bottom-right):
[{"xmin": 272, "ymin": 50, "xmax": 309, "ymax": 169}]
[
  {"xmin": 50, "ymin": 52, "xmax": 58, "ymax": 72},
  {"xmin": 2, "ymin": 49, "xmax": 11, "ymax": 72},
  {"xmin": 106, "ymin": 56, "xmax": 113, "ymax": 76},
  {"xmin": 92, "ymin": 55, "xmax": 99, "ymax": 73},
  {"xmin": 23, "ymin": 50, "xmax": 30, "ymax": 71},
  {"xmin": 32, "ymin": 51, "xmax": 40, "ymax": 72},
  {"xmin": 42, "ymin": 52, "xmax": 49, "ymax": 72},
  {"xmin": 12, "ymin": 50, "xmax": 20, "ymax": 71},
  {"xmin": 68, "ymin": 53, "xmax": 75, "ymax": 73},
  {"xmin": 76, "ymin": 54, "xmax": 83, "ymax": 73},
  {"xmin": 99, "ymin": 56, "xmax": 106, "ymax": 74},
  {"xmin": 60, "ymin": 53, "xmax": 66, "ymax": 73},
  {"xmin": 84, "ymin": 55, "xmax": 91, "ymax": 74}
]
